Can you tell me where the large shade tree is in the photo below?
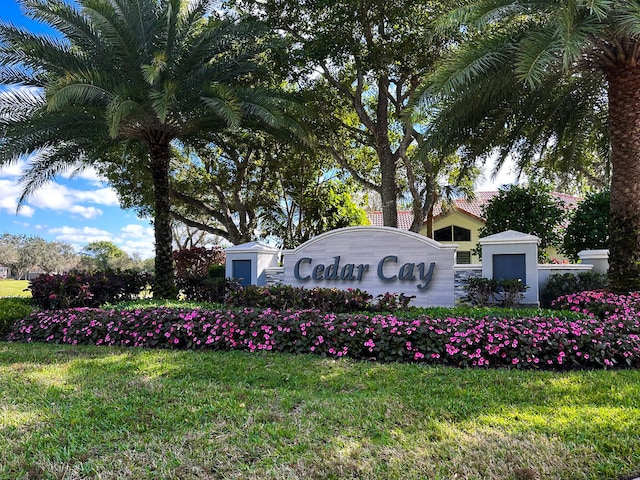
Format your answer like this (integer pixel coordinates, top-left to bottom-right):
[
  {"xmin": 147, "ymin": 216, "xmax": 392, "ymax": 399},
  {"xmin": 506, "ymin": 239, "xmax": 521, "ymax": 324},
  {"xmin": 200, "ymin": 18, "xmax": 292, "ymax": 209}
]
[
  {"xmin": 421, "ymin": 0, "xmax": 640, "ymax": 292},
  {"xmin": 232, "ymin": 0, "xmax": 465, "ymax": 231},
  {"xmin": 0, "ymin": 0, "xmax": 304, "ymax": 298},
  {"xmin": 104, "ymin": 132, "xmax": 368, "ymax": 247}
]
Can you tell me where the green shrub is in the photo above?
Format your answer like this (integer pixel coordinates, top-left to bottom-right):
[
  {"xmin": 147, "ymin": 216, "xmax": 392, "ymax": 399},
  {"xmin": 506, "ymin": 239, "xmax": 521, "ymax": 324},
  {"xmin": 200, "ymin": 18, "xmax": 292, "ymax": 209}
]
[
  {"xmin": 178, "ymin": 277, "xmax": 238, "ymax": 303},
  {"xmin": 464, "ymin": 277, "xmax": 500, "ymax": 306},
  {"xmin": 541, "ymin": 271, "xmax": 608, "ymax": 308},
  {"xmin": 207, "ymin": 264, "xmax": 226, "ymax": 279},
  {"xmin": 174, "ymin": 249, "xmax": 229, "ymax": 302},
  {"xmin": 29, "ymin": 270, "xmax": 152, "ymax": 309},
  {"xmin": 103, "ymin": 298, "xmax": 223, "ymax": 311},
  {"xmin": 561, "ymin": 191, "xmax": 609, "ymax": 261},
  {"xmin": 400, "ymin": 305, "xmax": 588, "ymax": 321},
  {"xmin": 225, "ymin": 284, "xmax": 413, "ymax": 313},
  {"xmin": 464, "ymin": 277, "xmax": 527, "ymax": 307},
  {"xmin": 0, "ymin": 297, "xmax": 35, "ymax": 340}
]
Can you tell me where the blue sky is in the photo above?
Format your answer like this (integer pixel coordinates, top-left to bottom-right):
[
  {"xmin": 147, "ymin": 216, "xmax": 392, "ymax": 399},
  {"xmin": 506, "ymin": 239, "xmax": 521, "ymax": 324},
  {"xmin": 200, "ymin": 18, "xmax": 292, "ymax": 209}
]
[
  {"xmin": 0, "ymin": 0, "xmax": 517, "ymax": 260},
  {"xmin": 0, "ymin": 0, "xmax": 156, "ymax": 259}
]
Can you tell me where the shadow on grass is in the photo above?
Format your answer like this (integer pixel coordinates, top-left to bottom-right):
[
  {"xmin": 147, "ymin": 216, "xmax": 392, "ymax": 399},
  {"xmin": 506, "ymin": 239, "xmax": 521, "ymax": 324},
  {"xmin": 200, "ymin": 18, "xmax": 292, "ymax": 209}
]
[{"xmin": 1, "ymin": 342, "xmax": 639, "ymax": 479}]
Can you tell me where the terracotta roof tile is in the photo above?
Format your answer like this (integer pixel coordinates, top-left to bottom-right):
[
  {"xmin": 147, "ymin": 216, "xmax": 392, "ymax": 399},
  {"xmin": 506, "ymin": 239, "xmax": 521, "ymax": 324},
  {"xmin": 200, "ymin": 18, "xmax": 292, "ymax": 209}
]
[
  {"xmin": 366, "ymin": 210, "xmax": 414, "ymax": 230},
  {"xmin": 366, "ymin": 191, "xmax": 581, "ymax": 230}
]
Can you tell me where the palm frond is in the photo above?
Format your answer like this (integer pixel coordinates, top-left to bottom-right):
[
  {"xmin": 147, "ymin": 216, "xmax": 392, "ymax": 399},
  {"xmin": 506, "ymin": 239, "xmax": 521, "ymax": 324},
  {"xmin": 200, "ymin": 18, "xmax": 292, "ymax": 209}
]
[
  {"xmin": 21, "ymin": 0, "xmax": 103, "ymax": 54},
  {"xmin": 578, "ymin": 0, "xmax": 613, "ymax": 20},
  {"xmin": 0, "ymin": 23, "xmax": 74, "ymax": 72},
  {"xmin": 0, "ymin": 86, "xmax": 44, "ymax": 120},
  {"xmin": 149, "ymin": 80, "xmax": 178, "ymax": 122},
  {"xmin": 611, "ymin": 5, "xmax": 640, "ymax": 38},
  {"xmin": 557, "ymin": 5, "xmax": 603, "ymax": 68},
  {"xmin": 426, "ymin": 34, "xmax": 515, "ymax": 97},
  {"xmin": 201, "ymin": 84, "xmax": 243, "ymax": 127},
  {"xmin": 0, "ymin": 66, "xmax": 43, "ymax": 87},
  {"xmin": 47, "ymin": 83, "xmax": 110, "ymax": 111},
  {"xmin": 17, "ymin": 147, "xmax": 81, "ymax": 203},
  {"xmin": 106, "ymin": 97, "xmax": 144, "ymax": 137},
  {"xmin": 515, "ymin": 27, "xmax": 564, "ymax": 87}
]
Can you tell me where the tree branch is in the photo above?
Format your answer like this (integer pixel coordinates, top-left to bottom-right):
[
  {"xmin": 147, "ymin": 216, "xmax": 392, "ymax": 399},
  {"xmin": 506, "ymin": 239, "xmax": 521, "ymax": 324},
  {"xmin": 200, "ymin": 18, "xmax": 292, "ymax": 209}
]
[
  {"xmin": 325, "ymin": 144, "xmax": 381, "ymax": 193},
  {"xmin": 170, "ymin": 211, "xmax": 233, "ymax": 242}
]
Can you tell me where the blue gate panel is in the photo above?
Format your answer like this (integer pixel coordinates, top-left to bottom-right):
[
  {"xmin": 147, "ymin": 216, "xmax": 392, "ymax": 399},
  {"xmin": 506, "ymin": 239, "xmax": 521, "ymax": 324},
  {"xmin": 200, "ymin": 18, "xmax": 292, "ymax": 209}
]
[
  {"xmin": 492, "ymin": 254, "xmax": 526, "ymax": 282},
  {"xmin": 232, "ymin": 259, "xmax": 252, "ymax": 287}
]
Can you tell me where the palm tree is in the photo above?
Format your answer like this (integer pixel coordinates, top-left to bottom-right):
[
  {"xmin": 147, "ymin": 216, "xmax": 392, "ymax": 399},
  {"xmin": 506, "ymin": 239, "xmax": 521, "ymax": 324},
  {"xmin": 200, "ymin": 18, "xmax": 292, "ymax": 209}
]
[
  {"xmin": 421, "ymin": 0, "xmax": 640, "ymax": 292},
  {"xmin": 0, "ymin": 0, "xmax": 304, "ymax": 298}
]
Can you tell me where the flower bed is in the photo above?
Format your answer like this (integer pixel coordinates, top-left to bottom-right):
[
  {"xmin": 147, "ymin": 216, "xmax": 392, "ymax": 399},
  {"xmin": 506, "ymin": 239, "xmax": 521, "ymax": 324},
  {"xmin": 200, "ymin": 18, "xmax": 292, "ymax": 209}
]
[{"xmin": 9, "ymin": 290, "xmax": 640, "ymax": 369}]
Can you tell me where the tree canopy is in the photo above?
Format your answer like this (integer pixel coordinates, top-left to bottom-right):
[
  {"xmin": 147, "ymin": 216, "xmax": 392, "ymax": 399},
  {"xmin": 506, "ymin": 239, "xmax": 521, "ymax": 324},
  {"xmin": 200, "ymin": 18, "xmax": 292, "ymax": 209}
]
[
  {"xmin": 561, "ymin": 191, "xmax": 610, "ymax": 262},
  {"xmin": 0, "ymin": 0, "xmax": 305, "ymax": 298},
  {"xmin": 477, "ymin": 185, "xmax": 565, "ymax": 261},
  {"xmin": 421, "ymin": 0, "xmax": 640, "ymax": 291},
  {"xmin": 232, "ymin": 0, "xmax": 473, "ymax": 232},
  {"xmin": 0, "ymin": 234, "xmax": 79, "ymax": 278}
]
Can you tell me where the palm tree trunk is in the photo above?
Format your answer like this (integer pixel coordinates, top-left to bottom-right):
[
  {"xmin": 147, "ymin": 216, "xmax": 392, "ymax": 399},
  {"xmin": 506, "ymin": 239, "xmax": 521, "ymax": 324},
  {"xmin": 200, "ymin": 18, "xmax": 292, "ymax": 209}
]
[
  {"xmin": 149, "ymin": 140, "xmax": 177, "ymax": 299},
  {"xmin": 607, "ymin": 66, "xmax": 640, "ymax": 292}
]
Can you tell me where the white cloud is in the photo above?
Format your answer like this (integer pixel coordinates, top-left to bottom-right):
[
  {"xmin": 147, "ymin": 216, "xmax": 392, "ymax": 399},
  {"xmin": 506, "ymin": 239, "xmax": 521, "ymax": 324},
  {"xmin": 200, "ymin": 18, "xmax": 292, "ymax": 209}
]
[
  {"xmin": 17, "ymin": 205, "xmax": 35, "ymax": 217},
  {"xmin": 117, "ymin": 224, "xmax": 155, "ymax": 259},
  {"xmin": 120, "ymin": 223, "xmax": 154, "ymax": 237},
  {"xmin": 48, "ymin": 223, "xmax": 156, "ymax": 259},
  {"xmin": 75, "ymin": 187, "xmax": 120, "ymax": 206},
  {"xmin": 12, "ymin": 181, "xmax": 119, "ymax": 219},
  {"xmin": 29, "ymin": 183, "xmax": 74, "ymax": 210},
  {"xmin": 67, "ymin": 205, "xmax": 103, "ymax": 219},
  {"xmin": 475, "ymin": 155, "xmax": 524, "ymax": 190},
  {"xmin": 0, "ymin": 179, "xmax": 34, "ymax": 217},
  {"xmin": 0, "ymin": 159, "xmax": 28, "ymax": 178},
  {"xmin": 49, "ymin": 225, "xmax": 113, "ymax": 252},
  {"xmin": 60, "ymin": 165, "xmax": 108, "ymax": 186},
  {"xmin": 0, "ymin": 159, "xmax": 119, "ymax": 221}
]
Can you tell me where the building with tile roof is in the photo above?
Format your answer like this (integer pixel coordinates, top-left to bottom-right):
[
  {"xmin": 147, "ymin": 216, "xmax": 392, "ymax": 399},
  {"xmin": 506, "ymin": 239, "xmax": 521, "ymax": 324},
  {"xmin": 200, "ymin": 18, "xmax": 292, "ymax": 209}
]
[{"xmin": 366, "ymin": 191, "xmax": 580, "ymax": 263}]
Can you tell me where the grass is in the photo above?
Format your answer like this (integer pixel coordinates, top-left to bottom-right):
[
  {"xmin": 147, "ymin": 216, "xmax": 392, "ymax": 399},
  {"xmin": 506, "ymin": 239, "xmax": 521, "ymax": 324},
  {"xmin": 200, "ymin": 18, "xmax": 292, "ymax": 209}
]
[
  {"xmin": 0, "ymin": 280, "xmax": 30, "ymax": 298},
  {"xmin": 0, "ymin": 342, "xmax": 639, "ymax": 480}
]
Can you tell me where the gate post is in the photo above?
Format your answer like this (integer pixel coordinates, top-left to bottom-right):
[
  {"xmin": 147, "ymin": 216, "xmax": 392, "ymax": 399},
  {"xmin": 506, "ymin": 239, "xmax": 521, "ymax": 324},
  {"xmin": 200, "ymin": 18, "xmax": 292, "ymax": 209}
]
[
  {"xmin": 224, "ymin": 242, "xmax": 280, "ymax": 287},
  {"xmin": 478, "ymin": 230, "xmax": 540, "ymax": 307}
]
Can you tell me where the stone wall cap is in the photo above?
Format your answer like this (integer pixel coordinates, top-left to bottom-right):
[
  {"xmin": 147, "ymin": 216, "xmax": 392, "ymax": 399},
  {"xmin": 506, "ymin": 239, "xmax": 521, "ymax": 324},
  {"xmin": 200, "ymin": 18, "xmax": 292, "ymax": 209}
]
[
  {"xmin": 283, "ymin": 225, "xmax": 458, "ymax": 255},
  {"xmin": 478, "ymin": 230, "xmax": 540, "ymax": 245},
  {"xmin": 225, "ymin": 241, "xmax": 279, "ymax": 253},
  {"xmin": 578, "ymin": 249, "xmax": 609, "ymax": 259},
  {"xmin": 538, "ymin": 264, "xmax": 592, "ymax": 271}
]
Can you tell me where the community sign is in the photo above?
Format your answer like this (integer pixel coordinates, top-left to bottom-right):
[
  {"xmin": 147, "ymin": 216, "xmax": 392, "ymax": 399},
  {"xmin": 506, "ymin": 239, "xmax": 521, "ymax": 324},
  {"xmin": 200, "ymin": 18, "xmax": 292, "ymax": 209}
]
[{"xmin": 282, "ymin": 226, "xmax": 457, "ymax": 307}]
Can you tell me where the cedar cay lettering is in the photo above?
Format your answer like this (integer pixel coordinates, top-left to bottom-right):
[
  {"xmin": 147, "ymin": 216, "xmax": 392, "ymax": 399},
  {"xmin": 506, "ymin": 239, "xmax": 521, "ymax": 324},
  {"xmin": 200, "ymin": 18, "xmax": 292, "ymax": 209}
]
[{"xmin": 293, "ymin": 255, "xmax": 436, "ymax": 290}]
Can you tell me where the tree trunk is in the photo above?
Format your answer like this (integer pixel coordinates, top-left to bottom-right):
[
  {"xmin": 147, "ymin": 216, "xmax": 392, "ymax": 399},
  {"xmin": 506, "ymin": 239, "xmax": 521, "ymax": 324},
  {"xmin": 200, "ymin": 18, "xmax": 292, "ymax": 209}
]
[
  {"xmin": 149, "ymin": 140, "xmax": 177, "ymax": 299},
  {"xmin": 607, "ymin": 66, "xmax": 640, "ymax": 292},
  {"xmin": 380, "ymin": 149, "xmax": 398, "ymax": 227}
]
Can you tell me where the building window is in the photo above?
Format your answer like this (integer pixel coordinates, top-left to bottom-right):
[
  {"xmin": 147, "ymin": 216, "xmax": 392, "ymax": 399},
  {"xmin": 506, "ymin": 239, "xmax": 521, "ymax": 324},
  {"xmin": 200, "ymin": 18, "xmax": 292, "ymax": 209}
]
[
  {"xmin": 434, "ymin": 225, "xmax": 471, "ymax": 243},
  {"xmin": 454, "ymin": 226, "xmax": 471, "ymax": 242},
  {"xmin": 434, "ymin": 226, "xmax": 452, "ymax": 242},
  {"xmin": 456, "ymin": 251, "xmax": 472, "ymax": 264}
]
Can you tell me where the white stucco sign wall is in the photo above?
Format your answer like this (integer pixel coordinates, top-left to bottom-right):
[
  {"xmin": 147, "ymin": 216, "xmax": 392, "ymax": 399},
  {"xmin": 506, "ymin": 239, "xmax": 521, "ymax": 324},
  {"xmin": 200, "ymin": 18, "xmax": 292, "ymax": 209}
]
[{"xmin": 283, "ymin": 226, "xmax": 457, "ymax": 307}]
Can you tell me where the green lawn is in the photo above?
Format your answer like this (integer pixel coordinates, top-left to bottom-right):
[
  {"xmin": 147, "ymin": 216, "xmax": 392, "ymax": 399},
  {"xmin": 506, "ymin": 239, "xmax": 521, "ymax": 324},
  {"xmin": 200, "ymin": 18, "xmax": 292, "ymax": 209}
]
[
  {"xmin": 0, "ymin": 280, "xmax": 30, "ymax": 298},
  {"xmin": 0, "ymin": 342, "xmax": 638, "ymax": 480}
]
